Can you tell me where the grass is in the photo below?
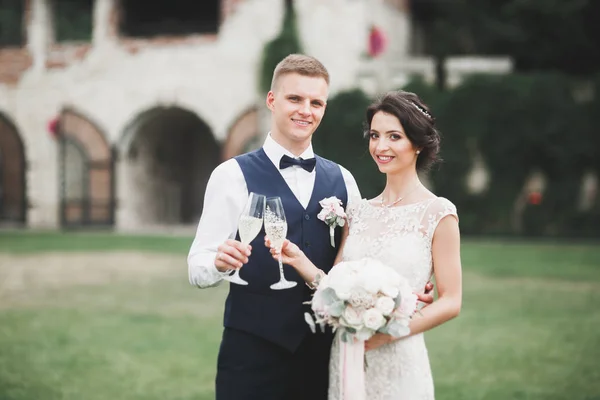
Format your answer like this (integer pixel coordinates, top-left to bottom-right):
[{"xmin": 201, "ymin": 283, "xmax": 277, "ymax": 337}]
[
  {"xmin": 0, "ymin": 231, "xmax": 191, "ymax": 254},
  {"xmin": 0, "ymin": 231, "xmax": 599, "ymax": 400}
]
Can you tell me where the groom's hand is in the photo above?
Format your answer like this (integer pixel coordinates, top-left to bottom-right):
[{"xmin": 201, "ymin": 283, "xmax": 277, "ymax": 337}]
[
  {"xmin": 416, "ymin": 281, "xmax": 435, "ymax": 305},
  {"xmin": 215, "ymin": 239, "xmax": 251, "ymax": 273}
]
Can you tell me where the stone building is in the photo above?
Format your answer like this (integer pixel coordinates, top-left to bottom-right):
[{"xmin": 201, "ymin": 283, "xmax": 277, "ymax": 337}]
[{"xmin": 0, "ymin": 0, "xmax": 509, "ymax": 231}]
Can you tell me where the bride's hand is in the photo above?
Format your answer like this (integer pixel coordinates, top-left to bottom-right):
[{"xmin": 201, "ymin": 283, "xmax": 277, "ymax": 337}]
[
  {"xmin": 265, "ymin": 237, "xmax": 306, "ymax": 267},
  {"xmin": 365, "ymin": 333, "xmax": 394, "ymax": 352}
]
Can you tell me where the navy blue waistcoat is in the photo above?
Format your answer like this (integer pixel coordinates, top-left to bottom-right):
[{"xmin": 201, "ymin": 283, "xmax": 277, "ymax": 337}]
[{"xmin": 224, "ymin": 149, "xmax": 348, "ymax": 352}]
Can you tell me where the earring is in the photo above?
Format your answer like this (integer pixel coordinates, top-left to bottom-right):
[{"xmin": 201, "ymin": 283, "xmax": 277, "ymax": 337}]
[{"xmin": 416, "ymin": 150, "xmax": 421, "ymax": 155}]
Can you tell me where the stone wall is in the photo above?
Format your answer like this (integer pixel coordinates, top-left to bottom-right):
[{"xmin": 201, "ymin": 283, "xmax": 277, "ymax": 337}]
[{"xmin": 0, "ymin": 0, "xmax": 511, "ymax": 230}]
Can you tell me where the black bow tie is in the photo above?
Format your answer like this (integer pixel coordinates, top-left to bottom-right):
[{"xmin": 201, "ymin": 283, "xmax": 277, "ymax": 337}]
[{"xmin": 279, "ymin": 154, "xmax": 317, "ymax": 172}]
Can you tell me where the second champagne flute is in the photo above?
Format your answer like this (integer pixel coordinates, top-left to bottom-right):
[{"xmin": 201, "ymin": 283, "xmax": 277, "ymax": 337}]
[
  {"xmin": 264, "ymin": 197, "xmax": 297, "ymax": 290},
  {"xmin": 224, "ymin": 192, "xmax": 265, "ymax": 285}
]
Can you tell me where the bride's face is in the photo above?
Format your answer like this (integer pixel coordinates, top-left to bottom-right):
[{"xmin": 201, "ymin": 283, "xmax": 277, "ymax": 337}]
[{"xmin": 368, "ymin": 111, "xmax": 418, "ymax": 175}]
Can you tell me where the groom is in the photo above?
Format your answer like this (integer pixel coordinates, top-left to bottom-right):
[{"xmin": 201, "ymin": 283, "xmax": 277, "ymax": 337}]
[{"xmin": 188, "ymin": 54, "xmax": 361, "ymax": 400}]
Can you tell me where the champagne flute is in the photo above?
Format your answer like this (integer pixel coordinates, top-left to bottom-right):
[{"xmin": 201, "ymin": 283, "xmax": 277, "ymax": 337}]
[
  {"xmin": 264, "ymin": 197, "xmax": 297, "ymax": 290},
  {"xmin": 224, "ymin": 192, "xmax": 265, "ymax": 285}
]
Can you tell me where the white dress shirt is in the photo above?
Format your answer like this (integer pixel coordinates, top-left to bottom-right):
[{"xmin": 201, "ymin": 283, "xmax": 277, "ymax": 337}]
[{"xmin": 187, "ymin": 134, "xmax": 361, "ymax": 288}]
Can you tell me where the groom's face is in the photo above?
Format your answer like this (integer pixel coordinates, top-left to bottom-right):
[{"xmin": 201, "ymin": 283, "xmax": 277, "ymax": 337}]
[{"xmin": 267, "ymin": 73, "xmax": 328, "ymax": 150}]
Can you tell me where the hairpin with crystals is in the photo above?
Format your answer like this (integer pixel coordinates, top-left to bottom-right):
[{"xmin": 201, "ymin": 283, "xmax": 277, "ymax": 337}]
[{"xmin": 410, "ymin": 101, "xmax": 432, "ymax": 119}]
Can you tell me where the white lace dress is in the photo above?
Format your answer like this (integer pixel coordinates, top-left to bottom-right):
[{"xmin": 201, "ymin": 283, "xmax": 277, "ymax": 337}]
[{"xmin": 328, "ymin": 197, "xmax": 458, "ymax": 400}]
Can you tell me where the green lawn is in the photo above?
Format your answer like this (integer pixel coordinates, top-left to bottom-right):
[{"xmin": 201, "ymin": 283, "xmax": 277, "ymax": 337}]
[
  {"xmin": 0, "ymin": 231, "xmax": 190, "ymax": 254},
  {"xmin": 0, "ymin": 232, "xmax": 599, "ymax": 400}
]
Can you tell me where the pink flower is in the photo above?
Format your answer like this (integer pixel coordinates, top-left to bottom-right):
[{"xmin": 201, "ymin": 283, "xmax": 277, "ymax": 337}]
[
  {"xmin": 318, "ymin": 197, "xmax": 347, "ymax": 247},
  {"xmin": 318, "ymin": 197, "xmax": 347, "ymax": 227},
  {"xmin": 375, "ymin": 296, "xmax": 395, "ymax": 316}
]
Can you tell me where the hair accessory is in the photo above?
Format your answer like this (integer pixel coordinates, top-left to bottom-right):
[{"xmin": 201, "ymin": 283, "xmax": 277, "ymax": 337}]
[{"xmin": 410, "ymin": 101, "xmax": 432, "ymax": 119}]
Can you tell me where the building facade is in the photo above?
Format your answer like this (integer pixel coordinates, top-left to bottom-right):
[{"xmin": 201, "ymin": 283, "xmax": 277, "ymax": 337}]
[{"xmin": 0, "ymin": 0, "xmax": 508, "ymax": 231}]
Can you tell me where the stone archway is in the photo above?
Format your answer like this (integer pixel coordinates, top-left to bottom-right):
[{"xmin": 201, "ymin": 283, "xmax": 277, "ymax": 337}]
[
  {"xmin": 0, "ymin": 113, "xmax": 26, "ymax": 224},
  {"xmin": 222, "ymin": 107, "xmax": 261, "ymax": 160},
  {"xmin": 58, "ymin": 109, "xmax": 115, "ymax": 227},
  {"xmin": 120, "ymin": 106, "xmax": 220, "ymax": 226}
]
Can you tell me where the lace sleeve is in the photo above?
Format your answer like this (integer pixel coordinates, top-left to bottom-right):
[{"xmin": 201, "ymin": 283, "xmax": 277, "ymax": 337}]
[
  {"xmin": 424, "ymin": 197, "xmax": 458, "ymax": 240},
  {"xmin": 345, "ymin": 196, "xmax": 362, "ymax": 225}
]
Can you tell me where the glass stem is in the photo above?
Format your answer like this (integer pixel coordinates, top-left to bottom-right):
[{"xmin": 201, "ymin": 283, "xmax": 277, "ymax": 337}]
[
  {"xmin": 233, "ymin": 240, "xmax": 247, "ymax": 277},
  {"xmin": 278, "ymin": 254, "xmax": 286, "ymax": 281}
]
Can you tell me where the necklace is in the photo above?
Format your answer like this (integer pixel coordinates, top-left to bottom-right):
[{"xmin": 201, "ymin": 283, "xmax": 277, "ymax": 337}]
[{"xmin": 380, "ymin": 183, "xmax": 421, "ymax": 208}]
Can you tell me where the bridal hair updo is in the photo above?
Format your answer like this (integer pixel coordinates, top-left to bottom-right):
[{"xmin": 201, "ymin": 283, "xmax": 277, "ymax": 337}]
[{"xmin": 365, "ymin": 90, "xmax": 441, "ymax": 172}]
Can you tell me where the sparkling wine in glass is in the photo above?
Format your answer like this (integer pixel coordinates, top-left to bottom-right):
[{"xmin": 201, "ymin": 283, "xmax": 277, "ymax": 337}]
[
  {"xmin": 264, "ymin": 197, "xmax": 297, "ymax": 290},
  {"xmin": 224, "ymin": 192, "xmax": 265, "ymax": 285}
]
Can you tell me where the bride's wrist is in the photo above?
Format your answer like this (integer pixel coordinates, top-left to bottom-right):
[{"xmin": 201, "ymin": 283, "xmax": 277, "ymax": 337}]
[
  {"xmin": 297, "ymin": 254, "xmax": 315, "ymax": 272},
  {"xmin": 306, "ymin": 269, "xmax": 325, "ymax": 290}
]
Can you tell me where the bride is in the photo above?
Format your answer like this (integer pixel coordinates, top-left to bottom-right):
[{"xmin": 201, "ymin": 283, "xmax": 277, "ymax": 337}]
[{"xmin": 268, "ymin": 90, "xmax": 462, "ymax": 399}]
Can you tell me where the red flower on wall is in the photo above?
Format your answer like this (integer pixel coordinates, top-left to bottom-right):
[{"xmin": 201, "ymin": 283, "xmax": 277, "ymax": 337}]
[
  {"xmin": 47, "ymin": 117, "xmax": 60, "ymax": 138},
  {"xmin": 368, "ymin": 25, "xmax": 386, "ymax": 58},
  {"xmin": 527, "ymin": 192, "xmax": 542, "ymax": 205}
]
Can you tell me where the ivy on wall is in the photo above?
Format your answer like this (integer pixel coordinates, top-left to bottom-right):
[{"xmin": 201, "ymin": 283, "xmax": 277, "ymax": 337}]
[
  {"xmin": 314, "ymin": 74, "xmax": 600, "ymax": 238},
  {"xmin": 258, "ymin": 3, "xmax": 303, "ymax": 95}
]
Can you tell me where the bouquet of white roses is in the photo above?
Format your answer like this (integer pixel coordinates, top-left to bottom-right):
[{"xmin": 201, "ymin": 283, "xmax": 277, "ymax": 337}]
[
  {"xmin": 305, "ymin": 258, "xmax": 419, "ymax": 400},
  {"xmin": 304, "ymin": 258, "xmax": 418, "ymax": 342}
]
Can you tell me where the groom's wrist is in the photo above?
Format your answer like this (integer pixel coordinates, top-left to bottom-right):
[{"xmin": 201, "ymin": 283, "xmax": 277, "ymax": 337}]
[{"xmin": 213, "ymin": 263, "xmax": 233, "ymax": 276}]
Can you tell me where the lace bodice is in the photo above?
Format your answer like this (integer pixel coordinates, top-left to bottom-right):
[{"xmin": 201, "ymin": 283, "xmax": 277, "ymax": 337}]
[
  {"xmin": 329, "ymin": 196, "xmax": 458, "ymax": 400},
  {"xmin": 343, "ymin": 197, "xmax": 457, "ymax": 291}
]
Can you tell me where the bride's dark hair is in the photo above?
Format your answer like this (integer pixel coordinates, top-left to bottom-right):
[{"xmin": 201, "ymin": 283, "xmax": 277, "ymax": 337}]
[{"xmin": 364, "ymin": 90, "xmax": 441, "ymax": 172}]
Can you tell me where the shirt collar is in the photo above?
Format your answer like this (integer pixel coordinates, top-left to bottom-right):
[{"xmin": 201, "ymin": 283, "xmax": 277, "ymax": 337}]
[{"xmin": 263, "ymin": 133, "xmax": 315, "ymax": 169}]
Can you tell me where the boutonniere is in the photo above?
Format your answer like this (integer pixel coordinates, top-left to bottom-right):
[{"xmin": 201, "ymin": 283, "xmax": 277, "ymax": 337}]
[{"xmin": 317, "ymin": 197, "xmax": 347, "ymax": 247}]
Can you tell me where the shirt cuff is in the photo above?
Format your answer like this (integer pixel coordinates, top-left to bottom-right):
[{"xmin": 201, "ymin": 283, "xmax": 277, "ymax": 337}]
[{"xmin": 211, "ymin": 255, "xmax": 233, "ymax": 277}]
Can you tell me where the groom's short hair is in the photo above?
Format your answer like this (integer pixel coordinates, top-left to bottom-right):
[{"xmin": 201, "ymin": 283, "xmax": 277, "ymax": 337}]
[{"xmin": 271, "ymin": 54, "xmax": 330, "ymax": 91}]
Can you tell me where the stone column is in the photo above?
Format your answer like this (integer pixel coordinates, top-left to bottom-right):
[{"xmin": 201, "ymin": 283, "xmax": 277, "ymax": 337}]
[
  {"xmin": 93, "ymin": 0, "xmax": 119, "ymax": 46},
  {"xmin": 26, "ymin": 0, "xmax": 53, "ymax": 72}
]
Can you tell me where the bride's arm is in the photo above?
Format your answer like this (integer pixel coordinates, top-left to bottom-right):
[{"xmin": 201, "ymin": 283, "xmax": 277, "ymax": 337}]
[
  {"xmin": 368, "ymin": 215, "xmax": 461, "ymax": 350},
  {"xmin": 266, "ymin": 224, "xmax": 350, "ymax": 287},
  {"xmin": 406, "ymin": 215, "xmax": 462, "ymax": 336}
]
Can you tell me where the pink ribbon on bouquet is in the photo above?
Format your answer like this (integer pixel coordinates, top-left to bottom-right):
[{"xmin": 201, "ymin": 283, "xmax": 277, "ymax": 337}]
[{"xmin": 339, "ymin": 335, "xmax": 366, "ymax": 400}]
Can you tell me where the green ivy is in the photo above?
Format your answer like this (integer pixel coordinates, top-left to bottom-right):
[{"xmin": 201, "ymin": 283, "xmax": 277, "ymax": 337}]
[
  {"xmin": 0, "ymin": 0, "xmax": 24, "ymax": 46},
  {"xmin": 258, "ymin": 3, "xmax": 303, "ymax": 95},
  {"xmin": 313, "ymin": 74, "xmax": 600, "ymax": 237},
  {"xmin": 54, "ymin": 0, "xmax": 93, "ymax": 42}
]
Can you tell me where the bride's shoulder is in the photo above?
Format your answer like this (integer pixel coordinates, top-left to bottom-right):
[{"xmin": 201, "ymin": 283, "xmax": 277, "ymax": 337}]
[
  {"xmin": 424, "ymin": 196, "xmax": 459, "ymax": 222},
  {"xmin": 433, "ymin": 196, "xmax": 457, "ymax": 210}
]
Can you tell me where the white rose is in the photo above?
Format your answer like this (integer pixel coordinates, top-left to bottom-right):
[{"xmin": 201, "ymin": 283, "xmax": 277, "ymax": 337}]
[
  {"xmin": 362, "ymin": 272, "xmax": 381, "ymax": 294},
  {"xmin": 349, "ymin": 287, "xmax": 377, "ymax": 309},
  {"xmin": 341, "ymin": 305, "xmax": 364, "ymax": 328},
  {"xmin": 381, "ymin": 284, "xmax": 399, "ymax": 299},
  {"xmin": 330, "ymin": 275, "xmax": 355, "ymax": 301},
  {"xmin": 363, "ymin": 308, "xmax": 385, "ymax": 330},
  {"xmin": 334, "ymin": 285, "xmax": 352, "ymax": 301},
  {"xmin": 328, "ymin": 264, "xmax": 357, "ymax": 293},
  {"xmin": 375, "ymin": 296, "xmax": 395, "ymax": 316}
]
